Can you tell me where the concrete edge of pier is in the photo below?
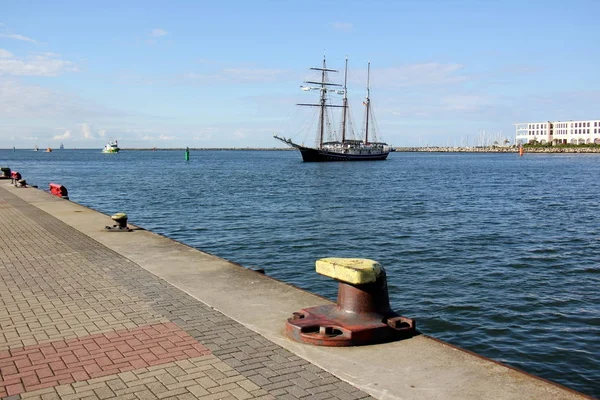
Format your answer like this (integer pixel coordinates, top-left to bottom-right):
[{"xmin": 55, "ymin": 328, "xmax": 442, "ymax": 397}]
[{"xmin": 3, "ymin": 181, "xmax": 591, "ymax": 400}]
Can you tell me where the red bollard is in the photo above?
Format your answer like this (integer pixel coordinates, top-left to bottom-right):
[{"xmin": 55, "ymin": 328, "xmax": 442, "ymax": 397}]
[
  {"xmin": 286, "ymin": 258, "xmax": 415, "ymax": 346},
  {"xmin": 49, "ymin": 183, "xmax": 69, "ymax": 199},
  {"xmin": 11, "ymin": 171, "xmax": 21, "ymax": 184}
]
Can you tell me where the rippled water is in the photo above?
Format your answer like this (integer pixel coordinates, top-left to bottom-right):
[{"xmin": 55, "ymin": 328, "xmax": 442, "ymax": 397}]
[{"xmin": 2, "ymin": 149, "xmax": 599, "ymax": 397}]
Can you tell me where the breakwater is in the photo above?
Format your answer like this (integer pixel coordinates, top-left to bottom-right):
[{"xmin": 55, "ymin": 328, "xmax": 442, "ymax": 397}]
[
  {"xmin": 394, "ymin": 146, "xmax": 600, "ymax": 154},
  {"xmin": 395, "ymin": 146, "xmax": 600, "ymax": 153}
]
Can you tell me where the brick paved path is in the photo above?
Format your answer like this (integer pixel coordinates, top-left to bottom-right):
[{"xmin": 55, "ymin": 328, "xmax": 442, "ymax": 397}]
[{"xmin": 0, "ymin": 186, "xmax": 372, "ymax": 400}]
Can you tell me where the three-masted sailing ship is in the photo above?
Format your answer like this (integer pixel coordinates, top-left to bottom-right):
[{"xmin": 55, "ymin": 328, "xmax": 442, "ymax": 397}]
[{"xmin": 274, "ymin": 56, "xmax": 390, "ymax": 162}]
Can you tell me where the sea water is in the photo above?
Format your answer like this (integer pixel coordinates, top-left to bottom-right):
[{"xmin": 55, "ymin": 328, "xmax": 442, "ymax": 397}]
[{"xmin": 2, "ymin": 148, "xmax": 599, "ymax": 397}]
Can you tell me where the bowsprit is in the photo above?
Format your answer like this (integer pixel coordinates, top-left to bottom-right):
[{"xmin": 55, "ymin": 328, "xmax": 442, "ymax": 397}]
[{"xmin": 286, "ymin": 258, "xmax": 415, "ymax": 346}]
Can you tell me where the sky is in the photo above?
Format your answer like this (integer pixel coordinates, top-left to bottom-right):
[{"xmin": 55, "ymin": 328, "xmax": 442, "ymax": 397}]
[{"xmin": 1, "ymin": 0, "xmax": 599, "ymax": 149}]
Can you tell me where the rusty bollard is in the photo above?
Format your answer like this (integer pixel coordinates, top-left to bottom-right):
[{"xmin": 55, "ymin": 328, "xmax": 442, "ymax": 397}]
[{"xmin": 286, "ymin": 258, "xmax": 415, "ymax": 346}]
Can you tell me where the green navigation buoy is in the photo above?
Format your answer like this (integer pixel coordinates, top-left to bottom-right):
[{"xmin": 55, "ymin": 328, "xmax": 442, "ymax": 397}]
[{"xmin": 185, "ymin": 147, "xmax": 190, "ymax": 161}]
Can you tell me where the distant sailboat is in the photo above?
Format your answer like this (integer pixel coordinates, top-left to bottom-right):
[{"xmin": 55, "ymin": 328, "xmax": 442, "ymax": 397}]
[
  {"xmin": 34, "ymin": 145, "xmax": 39, "ymax": 152},
  {"xmin": 60, "ymin": 143, "xmax": 64, "ymax": 150}
]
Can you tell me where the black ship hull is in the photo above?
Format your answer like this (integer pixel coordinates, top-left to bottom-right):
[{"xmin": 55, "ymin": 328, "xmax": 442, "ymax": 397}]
[{"xmin": 299, "ymin": 146, "xmax": 389, "ymax": 162}]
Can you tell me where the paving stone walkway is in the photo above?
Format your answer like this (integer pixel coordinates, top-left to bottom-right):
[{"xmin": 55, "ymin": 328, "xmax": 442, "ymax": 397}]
[{"xmin": 0, "ymin": 186, "xmax": 372, "ymax": 400}]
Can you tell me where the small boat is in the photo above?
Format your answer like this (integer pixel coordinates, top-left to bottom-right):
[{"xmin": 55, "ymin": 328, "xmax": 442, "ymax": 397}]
[
  {"xmin": 274, "ymin": 56, "xmax": 390, "ymax": 162},
  {"xmin": 34, "ymin": 145, "xmax": 39, "ymax": 152},
  {"xmin": 45, "ymin": 147, "xmax": 52, "ymax": 152},
  {"xmin": 60, "ymin": 143, "xmax": 64, "ymax": 150},
  {"xmin": 102, "ymin": 139, "xmax": 120, "ymax": 153}
]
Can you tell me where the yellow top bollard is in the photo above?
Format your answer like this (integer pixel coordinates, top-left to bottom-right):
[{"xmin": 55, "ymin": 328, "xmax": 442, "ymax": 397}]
[
  {"xmin": 111, "ymin": 213, "xmax": 127, "ymax": 221},
  {"xmin": 316, "ymin": 258, "xmax": 383, "ymax": 285}
]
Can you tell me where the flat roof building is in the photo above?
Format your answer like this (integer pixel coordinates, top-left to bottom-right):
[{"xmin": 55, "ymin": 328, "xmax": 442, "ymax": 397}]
[{"xmin": 515, "ymin": 120, "xmax": 600, "ymax": 145}]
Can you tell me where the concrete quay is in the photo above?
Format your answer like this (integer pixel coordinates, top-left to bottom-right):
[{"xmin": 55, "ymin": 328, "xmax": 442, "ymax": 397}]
[{"xmin": 0, "ymin": 181, "xmax": 592, "ymax": 400}]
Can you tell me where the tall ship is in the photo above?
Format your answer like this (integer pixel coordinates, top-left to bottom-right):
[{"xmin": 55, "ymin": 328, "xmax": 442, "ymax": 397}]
[
  {"xmin": 274, "ymin": 56, "xmax": 390, "ymax": 162},
  {"xmin": 102, "ymin": 139, "xmax": 120, "ymax": 153}
]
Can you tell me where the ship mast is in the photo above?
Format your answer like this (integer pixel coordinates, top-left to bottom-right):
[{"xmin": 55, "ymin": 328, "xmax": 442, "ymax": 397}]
[
  {"xmin": 298, "ymin": 55, "xmax": 343, "ymax": 149},
  {"xmin": 364, "ymin": 62, "xmax": 371, "ymax": 145},
  {"xmin": 319, "ymin": 58, "xmax": 327, "ymax": 148},
  {"xmin": 341, "ymin": 57, "xmax": 348, "ymax": 143}
]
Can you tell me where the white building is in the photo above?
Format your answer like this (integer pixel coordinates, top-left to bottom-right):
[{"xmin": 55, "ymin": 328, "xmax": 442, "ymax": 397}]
[{"xmin": 515, "ymin": 120, "xmax": 600, "ymax": 145}]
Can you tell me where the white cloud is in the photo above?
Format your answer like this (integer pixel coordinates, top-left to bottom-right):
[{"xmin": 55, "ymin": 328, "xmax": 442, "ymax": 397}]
[
  {"xmin": 151, "ymin": 28, "xmax": 168, "ymax": 37},
  {"xmin": 372, "ymin": 63, "xmax": 468, "ymax": 88},
  {"xmin": 0, "ymin": 51, "xmax": 78, "ymax": 76},
  {"xmin": 98, "ymin": 129, "xmax": 107, "ymax": 138},
  {"xmin": 53, "ymin": 130, "xmax": 72, "ymax": 140},
  {"xmin": 81, "ymin": 123, "xmax": 94, "ymax": 139},
  {"xmin": 0, "ymin": 33, "xmax": 38, "ymax": 43},
  {"xmin": 233, "ymin": 129, "xmax": 247, "ymax": 139},
  {"xmin": 192, "ymin": 128, "xmax": 216, "ymax": 141},
  {"xmin": 182, "ymin": 68, "xmax": 287, "ymax": 84},
  {"xmin": 223, "ymin": 68, "xmax": 286, "ymax": 82},
  {"xmin": 0, "ymin": 80, "xmax": 127, "ymax": 120},
  {"xmin": 441, "ymin": 95, "xmax": 488, "ymax": 111},
  {"xmin": 0, "ymin": 79, "xmax": 66, "ymax": 117},
  {"xmin": 331, "ymin": 22, "xmax": 353, "ymax": 32},
  {"xmin": 159, "ymin": 134, "xmax": 174, "ymax": 140}
]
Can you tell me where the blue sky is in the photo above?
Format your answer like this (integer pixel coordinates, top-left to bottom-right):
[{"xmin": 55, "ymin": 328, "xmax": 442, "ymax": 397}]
[{"xmin": 1, "ymin": 0, "xmax": 599, "ymax": 148}]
